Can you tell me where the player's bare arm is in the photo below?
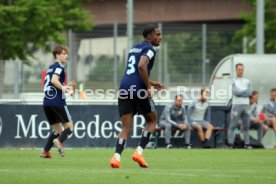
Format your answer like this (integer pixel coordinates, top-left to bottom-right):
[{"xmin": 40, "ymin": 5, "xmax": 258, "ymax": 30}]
[
  {"xmin": 51, "ymin": 74, "xmax": 75, "ymax": 93},
  {"xmin": 138, "ymin": 56, "xmax": 151, "ymax": 96},
  {"xmin": 51, "ymin": 74, "xmax": 63, "ymax": 90}
]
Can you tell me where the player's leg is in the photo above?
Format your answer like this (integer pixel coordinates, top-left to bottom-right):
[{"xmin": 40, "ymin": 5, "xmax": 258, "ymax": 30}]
[
  {"xmin": 141, "ymin": 111, "xmax": 157, "ymax": 148},
  {"xmin": 202, "ymin": 121, "xmax": 213, "ymax": 148},
  {"xmin": 180, "ymin": 123, "xmax": 191, "ymax": 148},
  {"xmin": 131, "ymin": 111, "xmax": 156, "ymax": 168},
  {"xmin": 116, "ymin": 113, "xmax": 133, "ymax": 154},
  {"xmin": 110, "ymin": 113, "xmax": 133, "ymax": 168},
  {"xmin": 110, "ymin": 97, "xmax": 134, "ymax": 168},
  {"xmin": 241, "ymin": 106, "xmax": 251, "ymax": 149},
  {"xmin": 255, "ymin": 122, "xmax": 263, "ymax": 144},
  {"xmin": 59, "ymin": 122, "xmax": 73, "ymax": 143},
  {"xmin": 191, "ymin": 122, "xmax": 204, "ymax": 143},
  {"xmin": 159, "ymin": 120, "xmax": 173, "ymax": 148},
  {"xmin": 268, "ymin": 117, "xmax": 276, "ymax": 147},
  {"xmin": 227, "ymin": 105, "xmax": 242, "ymax": 146},
  {"xmin": 53, "ymin": 105, "xmax": 73, "ymax": 156},
  {"xmin": 270, "ymin": 117, "xmax": 276, "ymax": 133},
  {"xmin": 40, "ymin": 106, "xmax": 60, "ymax": 158},
  {"xmin": 40, "ymin": 125, "xmax": 61, "ymax": 158},
  {"xmin": 262, "ymin": 123, "xmax": 268, "ymax": 137},
  {"xmin": 132, "ymin": 97, "xmax": 157, "ymax": 168}
]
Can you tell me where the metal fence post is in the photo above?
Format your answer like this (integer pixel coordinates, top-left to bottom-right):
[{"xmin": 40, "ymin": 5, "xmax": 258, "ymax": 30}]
[{"xmin": 113, "ymin": 22, "xmax": 118, "ymax": 92}]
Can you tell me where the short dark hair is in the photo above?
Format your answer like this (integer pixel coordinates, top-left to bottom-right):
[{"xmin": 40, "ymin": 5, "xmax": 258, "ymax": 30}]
[
  {"xmin": 52, "ymin": 45, "xmax": 68, "ymax": 59},
  {"xmin": 175, "ymin": 94, "xmax": 183, "ymax": 100},
  {"xmin": 142, "ymin": 24, "xmax": 158, "ymax": 38},
  {"xmin": 200, "ymin": 89, "xmax": 206, "ymax": 96},
  {"xmin": 235, "ymin": 63, "xmax": 244, "ymax": 69},
  {"xmin": 252, "ymin": 90, "xmax": 258, "ymax": 95},
  {"xmin": 250, "ymin": 90, "xmax": 258, "ymax": 98},
  {"xmin": 270, "ymin": 88, "xmax": 276, "ymax": 93}
]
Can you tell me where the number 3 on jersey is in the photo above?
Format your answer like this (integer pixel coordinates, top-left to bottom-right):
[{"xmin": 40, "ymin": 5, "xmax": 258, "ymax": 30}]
[{"xmin": 126, "ymin": 55, "xmax": 136, "ymax": 75}]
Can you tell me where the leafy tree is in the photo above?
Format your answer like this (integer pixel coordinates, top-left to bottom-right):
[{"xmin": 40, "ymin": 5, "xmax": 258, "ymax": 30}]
[
  {"xmin": 0, "ymin": 0, "xmax": 93, "ymax": 96},
  {"xmin": 235, "ymin": 0, "xmax": 276, "ymax": 53}
]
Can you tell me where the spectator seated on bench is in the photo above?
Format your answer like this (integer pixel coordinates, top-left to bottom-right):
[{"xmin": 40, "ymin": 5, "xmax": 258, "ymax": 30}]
[
  {"xmin": 159, "ymin": 94, "xmax": 191, "ymax": 149},
  {"xmin": 153, "ymin": 126, "xmax": 225, "ymax": 148},
  {"xmin": 235, "ymin": 91, "xmax": 268, "ymax": 148},
  {"xmin": 187, "ymin": 89, "xmax": 213, "ymax": 148}
]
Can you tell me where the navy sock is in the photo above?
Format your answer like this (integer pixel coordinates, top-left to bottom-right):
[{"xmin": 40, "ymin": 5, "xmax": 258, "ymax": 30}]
[
  {"xmin": 139, "ymin": 130, "xmax": 152, "ymax": 149},
  {"xmin": 44, "ymin": 132, "xmax": 59, "ymax": 152},
  {"xmin": 115, "ymin": 138, "xmax": 126, "ymax": 155},
  {"xmin": 58, "ymin": 128, "xmax": 72, "ymax": 143}
]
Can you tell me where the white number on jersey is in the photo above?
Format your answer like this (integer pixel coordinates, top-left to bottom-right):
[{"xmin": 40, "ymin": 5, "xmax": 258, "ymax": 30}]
[
  {"xmin": 126, "ymin": 55, "xmax": 136, "ymax": 75},
  {"xmin": 43, "ymin": 74, "xmax": 51, "ymax": 92}
]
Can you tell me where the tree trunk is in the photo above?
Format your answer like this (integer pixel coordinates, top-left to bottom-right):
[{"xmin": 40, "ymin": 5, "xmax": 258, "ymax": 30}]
[{"xmin": 0, "ymin": 60, "xmax": 5, "ymax": 98}]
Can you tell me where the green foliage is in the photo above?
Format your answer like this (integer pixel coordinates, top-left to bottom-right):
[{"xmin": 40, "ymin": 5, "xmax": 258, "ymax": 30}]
[
  {"xmin": 235, "ymin": 0, "xmax": 276, "ymax": 53},
  {"xmin": 0, "ymin": 0, "xmax": 93, "ymax": 60},
  {"xmin": 87, "ymin": 56, "xmax": 125, "ymax": 82}
]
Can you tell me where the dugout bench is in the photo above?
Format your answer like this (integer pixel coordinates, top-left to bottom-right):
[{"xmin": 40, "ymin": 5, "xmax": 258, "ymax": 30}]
[{"xmin": 153, "ymin": 126, "xmax": 225, "ymax": 148}]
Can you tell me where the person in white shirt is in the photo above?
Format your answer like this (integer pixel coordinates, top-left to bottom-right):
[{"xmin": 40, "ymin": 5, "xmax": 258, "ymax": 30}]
[{"xmin": 228, "ymin": 63, "xmax": 252, "ymax": 149}]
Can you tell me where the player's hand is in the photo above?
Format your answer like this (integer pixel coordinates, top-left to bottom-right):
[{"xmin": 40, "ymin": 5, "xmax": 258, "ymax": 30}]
[
  {"xmin": 64, "ymin": 85, "xmax": 74, "ymax": 96},
  {"xmin": 150, "ymin": 81, "xmax": 165, "ymax": 90},
  {"xmin": 68, "ymin": 81, "xmax": 76, "ymax": 89},
  {"xmin": 253, "ymin": 118, "xmax": 260, "ymax": 124},
  {"xmin": 147, "ymin": 86, "xmax": 153, "ymax": 98}
]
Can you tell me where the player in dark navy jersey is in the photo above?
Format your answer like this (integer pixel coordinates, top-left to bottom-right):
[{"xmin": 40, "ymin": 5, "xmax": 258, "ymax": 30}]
[
  {"xmin": 40, "ymin": 45, "xmax": 76, "ymax": 158},
  {"xmin": 110, "ymin": 24, "xmax": 164, "ymax": 168}
]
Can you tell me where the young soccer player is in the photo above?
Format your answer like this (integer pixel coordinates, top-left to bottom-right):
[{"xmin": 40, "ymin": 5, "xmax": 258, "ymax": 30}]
[
  {"xmin": 110, "ymin": 24, "xmax": 164, "ymax": 168},
  {"xmin": 40, "ymin": 45, "xmax": 75, "ymax": 158}
]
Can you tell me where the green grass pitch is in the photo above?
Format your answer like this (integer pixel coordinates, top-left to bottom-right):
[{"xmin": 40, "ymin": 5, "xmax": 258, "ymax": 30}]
[{"xmin": 0, "ymin": 148, "xmax": 275, "ymax": 184}]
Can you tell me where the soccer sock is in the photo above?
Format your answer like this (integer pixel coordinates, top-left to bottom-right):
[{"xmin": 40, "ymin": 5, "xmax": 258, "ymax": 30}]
[
  {"xmin": 138, "ymin": 130, "xmax": 152, "ymax": 149},
  {"xmin": 137, "ymin": 146, "xmax": 143, "ymax": 155},
  {"xmin": 44, "ymin": 131, "xmax": 59, "ymax": 152},
  {"xmin": 58, "ymin": 128, "xmax": 72, "ymax": 143},
  {"xmin": 114, "ymin": 138, "xmax": 126, "ymax": 161}
]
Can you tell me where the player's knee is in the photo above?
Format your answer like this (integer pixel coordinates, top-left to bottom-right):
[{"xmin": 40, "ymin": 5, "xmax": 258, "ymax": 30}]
[
  {"xmin": 165, "ymin": 123, "xmax": 172, "ymax": 129},
  {"xmin": 207, "ymin": 123, "xmax": 213, "ymax": 130},
  {"xmin": 263, "ymin": 125, "xmax": 268, "ymax": 132},
  {"xmin": 196, "ymin": 125, "xmax": 203, "ymax": 132}
]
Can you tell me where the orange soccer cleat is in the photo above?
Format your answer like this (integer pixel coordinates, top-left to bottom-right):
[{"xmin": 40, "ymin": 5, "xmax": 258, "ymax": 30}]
[
  {"xmin": 110, "ymin": 156, "xmax": 121, "ymax": 168},
  {"xmin": 132, "ymin": 151, "xmax": 148, "ymax": 168}
]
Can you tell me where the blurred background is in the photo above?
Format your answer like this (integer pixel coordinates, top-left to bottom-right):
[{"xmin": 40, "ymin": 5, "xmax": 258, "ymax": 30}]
[{"xmin": 0, "ymin": 0, "xmax": 274, "ymax": 100}]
